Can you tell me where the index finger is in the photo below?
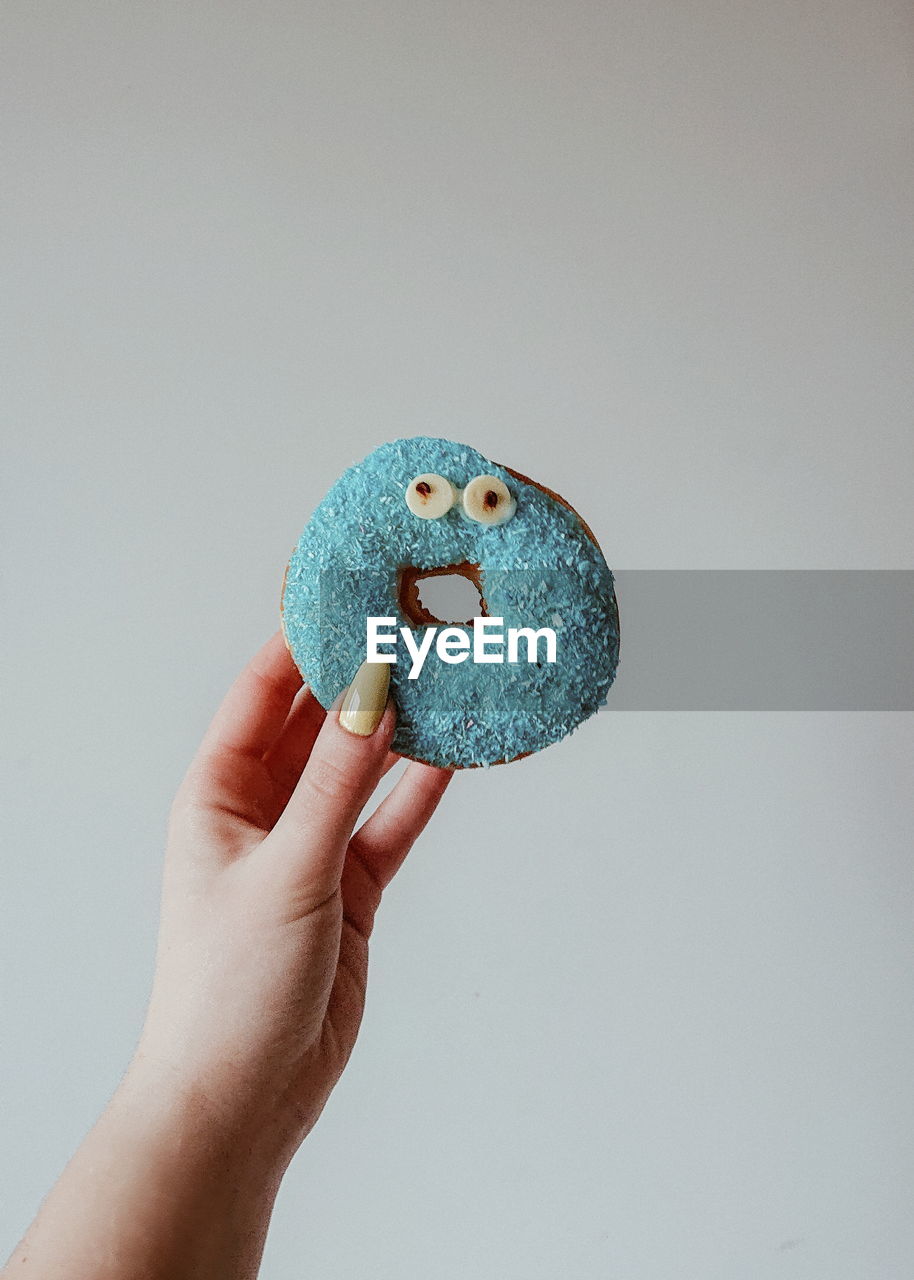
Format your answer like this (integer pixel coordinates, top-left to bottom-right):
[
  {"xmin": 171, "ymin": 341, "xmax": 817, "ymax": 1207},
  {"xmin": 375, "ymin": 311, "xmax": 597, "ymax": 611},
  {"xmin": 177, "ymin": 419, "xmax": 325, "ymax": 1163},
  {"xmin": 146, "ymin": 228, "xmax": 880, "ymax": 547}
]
[{"xmin": 194, "ymin": 630, "xmax": 302, "ymax": 768}]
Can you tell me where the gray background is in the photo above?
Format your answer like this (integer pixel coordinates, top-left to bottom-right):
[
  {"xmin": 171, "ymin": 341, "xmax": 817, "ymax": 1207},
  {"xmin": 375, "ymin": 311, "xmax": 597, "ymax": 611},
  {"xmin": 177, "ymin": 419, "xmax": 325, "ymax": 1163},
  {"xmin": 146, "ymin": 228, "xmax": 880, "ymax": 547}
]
[{"xmin": 2, "ymin": 3, "xmax": 913, "ymax": 1276}]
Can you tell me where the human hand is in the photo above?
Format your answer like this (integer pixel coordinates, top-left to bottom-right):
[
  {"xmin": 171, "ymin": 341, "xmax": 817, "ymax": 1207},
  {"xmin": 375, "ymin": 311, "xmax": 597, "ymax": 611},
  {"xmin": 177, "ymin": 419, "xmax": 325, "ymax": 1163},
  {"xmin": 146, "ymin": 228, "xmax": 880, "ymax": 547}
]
[
  {"xmin": 134, "ymin": 631, "xmax": 453, "ymax": 1165},
  {"xmin": 2, "ymin": 634, "xmax": 452, "ymax": 1278}
]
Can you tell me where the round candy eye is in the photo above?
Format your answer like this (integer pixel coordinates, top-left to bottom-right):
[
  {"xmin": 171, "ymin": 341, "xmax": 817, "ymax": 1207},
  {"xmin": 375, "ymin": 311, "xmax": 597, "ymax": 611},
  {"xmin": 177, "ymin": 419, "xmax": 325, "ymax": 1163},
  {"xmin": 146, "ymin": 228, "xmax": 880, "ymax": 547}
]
[
  {"xmin": 462, "ymin": 474, "xmax": 516, "ymax": 525},
  {"xmin": 405, "ymin": 473, "xmax": 457, "ymax": 519}
]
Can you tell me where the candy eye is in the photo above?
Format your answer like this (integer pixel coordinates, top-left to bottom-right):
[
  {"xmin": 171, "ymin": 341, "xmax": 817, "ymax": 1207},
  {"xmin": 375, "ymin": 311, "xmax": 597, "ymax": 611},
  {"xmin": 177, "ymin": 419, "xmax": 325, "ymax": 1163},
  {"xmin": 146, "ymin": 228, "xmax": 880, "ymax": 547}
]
[
  {"xmin": 462, "ymin": 474, "xmax": 516, "ymax": 525},
  {"xmin": 405, "ymin": 473, "xmax": 457, "ymax": 519}
]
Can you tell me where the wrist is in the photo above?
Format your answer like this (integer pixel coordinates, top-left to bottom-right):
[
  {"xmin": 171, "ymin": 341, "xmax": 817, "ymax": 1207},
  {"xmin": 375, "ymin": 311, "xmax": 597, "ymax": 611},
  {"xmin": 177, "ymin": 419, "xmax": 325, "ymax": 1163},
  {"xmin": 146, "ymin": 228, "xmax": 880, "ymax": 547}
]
[
  {"xmin": 116, "ymin": 1049, "xmax": 295, "ymax": 1193},
  {"xmin": 3, "ymin": 1053, "xmax": 290, "ymax": 1279}
]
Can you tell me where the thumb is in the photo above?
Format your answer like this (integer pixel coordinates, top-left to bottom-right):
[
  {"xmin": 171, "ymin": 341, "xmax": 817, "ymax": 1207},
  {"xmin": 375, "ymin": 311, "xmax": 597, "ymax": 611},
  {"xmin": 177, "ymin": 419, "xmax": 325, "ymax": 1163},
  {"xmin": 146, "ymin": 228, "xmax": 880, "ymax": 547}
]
[{"xmin": 255, "ymin": 663, "xmax": 395, "ymax": 915}]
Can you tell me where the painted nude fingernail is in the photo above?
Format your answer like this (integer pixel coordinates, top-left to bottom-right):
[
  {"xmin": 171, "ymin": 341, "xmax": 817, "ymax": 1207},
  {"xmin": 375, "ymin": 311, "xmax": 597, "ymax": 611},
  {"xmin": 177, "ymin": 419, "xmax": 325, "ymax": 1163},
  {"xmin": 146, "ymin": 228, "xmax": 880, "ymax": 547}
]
[{"xmin": 339, "ymin": 660, "xmax": 390, "ymax": 736}]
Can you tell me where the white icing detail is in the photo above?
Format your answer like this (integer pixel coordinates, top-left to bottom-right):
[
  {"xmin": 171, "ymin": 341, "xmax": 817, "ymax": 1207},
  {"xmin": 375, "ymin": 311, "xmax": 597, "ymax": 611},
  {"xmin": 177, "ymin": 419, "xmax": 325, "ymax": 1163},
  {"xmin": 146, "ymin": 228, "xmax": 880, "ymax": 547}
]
[
  {"xmin": 405, "ymin": 473, "xmax": 457, "ymax": 519},
  {"xmin": 462, "ymin": 475, "xmax": 516, "ymax": 525}
]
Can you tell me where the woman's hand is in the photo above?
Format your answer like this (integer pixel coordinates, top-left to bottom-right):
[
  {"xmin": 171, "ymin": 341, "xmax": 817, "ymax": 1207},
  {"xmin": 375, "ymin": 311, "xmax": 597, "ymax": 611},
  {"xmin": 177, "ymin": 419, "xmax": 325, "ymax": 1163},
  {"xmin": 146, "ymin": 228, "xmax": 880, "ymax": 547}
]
[
  {"xmin": 4, "ymin": 633, "xmax": 452, "ymax": 1278},
  {"xmin": 140, "ymin": 631, "xmax": 452, "ymax": 1151}
]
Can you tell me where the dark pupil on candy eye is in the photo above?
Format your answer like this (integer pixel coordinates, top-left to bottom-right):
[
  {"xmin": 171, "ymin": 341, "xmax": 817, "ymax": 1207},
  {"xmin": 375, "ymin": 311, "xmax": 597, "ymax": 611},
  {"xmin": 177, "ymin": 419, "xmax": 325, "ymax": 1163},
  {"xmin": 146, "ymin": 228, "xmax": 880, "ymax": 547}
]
[
  {"xmin": 483, "ymin": 489, "xmax": 499, "ymax": 509},
  {"xmin": 415, "ymin": 481, "xmax": 432, "ymax": 497}
]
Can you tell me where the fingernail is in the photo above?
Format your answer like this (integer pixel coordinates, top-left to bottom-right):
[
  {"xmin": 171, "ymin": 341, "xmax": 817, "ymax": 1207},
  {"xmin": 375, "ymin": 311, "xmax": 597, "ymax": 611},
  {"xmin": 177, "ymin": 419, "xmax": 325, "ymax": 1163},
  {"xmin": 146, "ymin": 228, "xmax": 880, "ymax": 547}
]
[{"xmin": 339, "ymin": 660, "xmax": 390, "ymax": 736}]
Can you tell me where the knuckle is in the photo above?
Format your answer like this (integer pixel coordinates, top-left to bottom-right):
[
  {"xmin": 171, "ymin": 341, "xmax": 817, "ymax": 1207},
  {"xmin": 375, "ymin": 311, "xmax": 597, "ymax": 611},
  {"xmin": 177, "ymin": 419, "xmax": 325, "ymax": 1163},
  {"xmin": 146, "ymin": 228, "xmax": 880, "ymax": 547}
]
[
  {"xmin": 339, "ymin": 850, "xmax": 384, "ymax": 941},
  {"xmin": 279, "ymin": 876, "xmax": 342, "ymax": 926},
  {"xmin": 303, "ymin": 752, "xmax": 361, "ymax": 808},
  {"xmin": 348, "ymin": 841, "xmax": 384, "ymax": 902}
]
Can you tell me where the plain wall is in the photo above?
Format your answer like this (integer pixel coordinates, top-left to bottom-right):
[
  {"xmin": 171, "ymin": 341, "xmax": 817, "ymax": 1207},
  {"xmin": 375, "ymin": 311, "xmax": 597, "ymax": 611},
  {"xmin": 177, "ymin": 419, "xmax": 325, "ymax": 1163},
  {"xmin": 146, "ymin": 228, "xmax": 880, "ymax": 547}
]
[{"xmin": 2, "ymin": 3, "xmax": 913, "ymax": 1276}]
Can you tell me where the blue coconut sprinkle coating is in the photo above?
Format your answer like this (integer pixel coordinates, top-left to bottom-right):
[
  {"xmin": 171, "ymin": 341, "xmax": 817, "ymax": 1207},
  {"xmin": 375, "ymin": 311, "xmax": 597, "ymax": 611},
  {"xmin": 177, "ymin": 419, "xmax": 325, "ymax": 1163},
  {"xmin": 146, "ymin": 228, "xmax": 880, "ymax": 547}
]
[{"xmin": 281, "ymin": 437, "xmax": 619, "ymax": 768}]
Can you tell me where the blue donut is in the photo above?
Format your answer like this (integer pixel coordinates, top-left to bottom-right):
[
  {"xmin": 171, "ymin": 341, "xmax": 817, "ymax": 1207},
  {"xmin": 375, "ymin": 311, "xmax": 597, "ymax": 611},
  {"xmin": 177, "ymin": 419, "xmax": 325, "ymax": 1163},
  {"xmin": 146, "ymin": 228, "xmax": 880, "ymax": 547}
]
[{"xmin": 281, "ymin": 437, "xmax": 619, "ymax": 768}]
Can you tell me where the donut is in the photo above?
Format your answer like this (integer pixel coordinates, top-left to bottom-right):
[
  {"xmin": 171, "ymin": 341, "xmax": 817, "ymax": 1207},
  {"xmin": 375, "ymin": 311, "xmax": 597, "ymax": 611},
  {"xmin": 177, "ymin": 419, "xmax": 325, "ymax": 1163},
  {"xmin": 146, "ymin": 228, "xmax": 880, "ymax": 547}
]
[{"xmin": 281, "ymin": 437, "xmax": 620, "ymax": 768}]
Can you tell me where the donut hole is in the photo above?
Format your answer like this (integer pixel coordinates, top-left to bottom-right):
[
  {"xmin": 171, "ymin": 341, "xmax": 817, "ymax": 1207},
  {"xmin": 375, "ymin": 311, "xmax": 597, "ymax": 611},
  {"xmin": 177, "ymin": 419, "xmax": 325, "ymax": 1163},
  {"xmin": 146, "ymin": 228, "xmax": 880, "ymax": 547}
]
[
  {"xmin": 418, "ymin": 574, "xmax": 482, "ymax": 624},
  {"xmin": 398, "ymin": 561, "xmax": 487, "ymax": 627}
]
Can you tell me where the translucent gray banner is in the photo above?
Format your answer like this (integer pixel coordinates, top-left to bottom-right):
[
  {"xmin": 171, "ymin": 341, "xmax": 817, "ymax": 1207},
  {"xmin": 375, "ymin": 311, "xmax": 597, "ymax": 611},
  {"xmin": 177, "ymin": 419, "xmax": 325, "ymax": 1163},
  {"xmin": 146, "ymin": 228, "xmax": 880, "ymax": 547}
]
[
  {"xmin": 303, "ymin": 568, "xmax": 914, "ymax": 712},
  {"xmin": 610, "ymin": 570, "xmax": 914, "ymax": 710}
]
